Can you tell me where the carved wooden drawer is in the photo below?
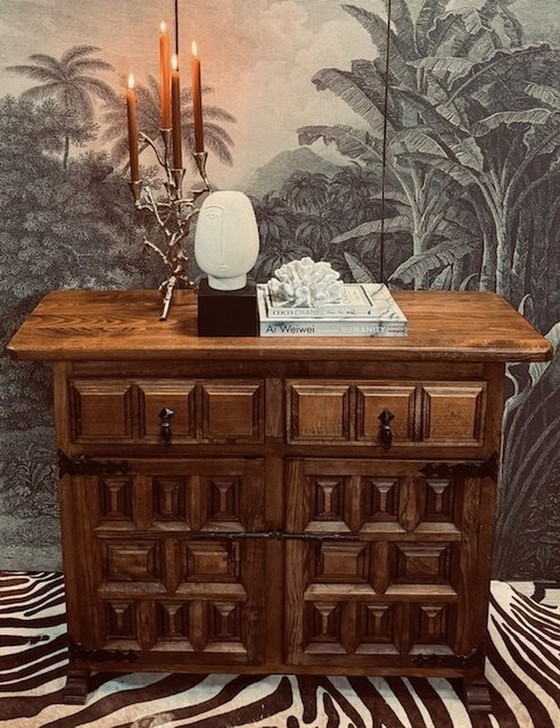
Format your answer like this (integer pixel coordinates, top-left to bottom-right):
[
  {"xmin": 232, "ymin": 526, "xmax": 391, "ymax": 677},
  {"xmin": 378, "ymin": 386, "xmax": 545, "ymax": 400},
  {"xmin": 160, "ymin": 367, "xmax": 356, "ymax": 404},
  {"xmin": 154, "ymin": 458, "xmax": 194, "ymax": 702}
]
[
  {"xmin": 286, "ymin": 379, "xmax": 487, "ymax": 449},
  {"xmin": 69, "ymin": 378, "xmax": 265, "ymax": 445}
]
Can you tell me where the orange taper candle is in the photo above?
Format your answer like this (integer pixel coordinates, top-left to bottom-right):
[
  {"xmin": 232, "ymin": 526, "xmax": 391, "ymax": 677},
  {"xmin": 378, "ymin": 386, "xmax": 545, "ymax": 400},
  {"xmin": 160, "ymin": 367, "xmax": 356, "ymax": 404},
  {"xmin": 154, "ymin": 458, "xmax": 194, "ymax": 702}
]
[
  {"xmin": 191, "ymin": 41, "xmax": 204, "ymax": 153},
  {"xmin": 126, "ymin": 74, "xmax": 140, "ymax": 182},
  {"xmin": 159, "ymin": 21, "xmax": 172, "ymax": 129},
  {"xmin": 171, "ymin": 54, "xmax": 183, "ymax": 169}
]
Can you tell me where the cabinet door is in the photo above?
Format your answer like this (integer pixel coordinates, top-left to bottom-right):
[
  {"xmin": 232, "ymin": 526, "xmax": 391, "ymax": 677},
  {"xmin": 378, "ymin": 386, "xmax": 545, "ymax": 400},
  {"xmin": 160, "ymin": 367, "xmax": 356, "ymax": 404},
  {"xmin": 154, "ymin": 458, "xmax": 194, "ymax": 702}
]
[
  {"xmin": 284, "ymin": 458, "xmax": 495, "ymax": 666},
  {"xmin": 60, "ymin": 458, "xmax": 266, "ymax": 666}
]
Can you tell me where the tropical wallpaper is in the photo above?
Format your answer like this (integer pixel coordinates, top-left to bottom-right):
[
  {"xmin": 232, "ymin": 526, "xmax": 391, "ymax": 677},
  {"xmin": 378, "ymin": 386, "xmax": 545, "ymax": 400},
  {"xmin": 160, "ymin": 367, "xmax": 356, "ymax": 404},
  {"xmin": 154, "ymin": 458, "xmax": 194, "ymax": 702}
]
[{"xmin": 0, "ymin": 0, "xmax": 558, "ymax": 578}]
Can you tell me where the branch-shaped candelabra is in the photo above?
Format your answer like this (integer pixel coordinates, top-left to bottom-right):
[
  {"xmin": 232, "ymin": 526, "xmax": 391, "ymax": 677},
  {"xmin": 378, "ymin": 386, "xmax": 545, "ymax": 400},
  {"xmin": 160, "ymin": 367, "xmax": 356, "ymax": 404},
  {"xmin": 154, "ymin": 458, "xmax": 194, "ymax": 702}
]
[{"xmin": 129, "ymin": 132, "xmax": 210, "ymax": 320}]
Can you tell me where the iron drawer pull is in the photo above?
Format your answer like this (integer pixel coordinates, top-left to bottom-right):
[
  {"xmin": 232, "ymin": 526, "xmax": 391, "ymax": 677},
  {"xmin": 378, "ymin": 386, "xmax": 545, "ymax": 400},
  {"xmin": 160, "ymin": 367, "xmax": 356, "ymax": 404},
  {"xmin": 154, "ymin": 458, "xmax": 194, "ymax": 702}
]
[
  {"xmin": 378, "ymin": 409, "xmax": 395, "ymax": 450},
  {"xmin": 158, "ymin": 407, "xmax": 174, "ymax": 446}
]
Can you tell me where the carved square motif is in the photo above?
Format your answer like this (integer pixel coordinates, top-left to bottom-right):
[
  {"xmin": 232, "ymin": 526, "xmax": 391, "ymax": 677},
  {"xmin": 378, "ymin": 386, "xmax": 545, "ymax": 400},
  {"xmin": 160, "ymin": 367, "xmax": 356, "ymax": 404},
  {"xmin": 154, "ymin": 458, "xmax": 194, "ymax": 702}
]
[
  {"xmin": 182, "ymin": 541, "xmax": 238, "ymax": 582},
  {"xmin": 104, "ymin": 600, "xmax": 136, "ymax": 639},
  {"xmin": 203, "ymin": 477, "xmax": 242, "ymax": 529},
  {"xmin": 312, "ymin": 477, "xmax": 349, "ymax": 525},
  {"xmin": 100, "ymin": 477, "xmax": 133, "ymax": 522},
  {"xmin": 153, "ymin": 477, "xmax": 188, "ymax": 525},
  {"xmin": 395, "ymin": 543, "xmax": 451, "ymax": 584},
  {"xmin": 410, "ymin": 603, "xmax": 455, "ymax": 654},
  {"xmin": 364, "ymin": 478, "xmax": 399, "ymax": 522},
  {"xmin": 306, "ymin": 601, "xmax": 345, "ymax": 648},
  {"xmin": 103, "ymin": 540, "xmax": 160, "ymax": 581},
  {"xmin": 208, "ymin": 601, "xmax": 242, "ymax": 644},
  {"xmin": 317, "ymin": 542, "xmax": 368, "ymax": 583},
  {"xmin": 156, "ymin": 601, "xmax": 190, "ymax": 643},
  {"xmin": 356, "ymin": 603, "xmax": 399, "ymax": 654},
  {"xmin": 426, "ymin": 479, "xmax": 457, "ymax": 523}
]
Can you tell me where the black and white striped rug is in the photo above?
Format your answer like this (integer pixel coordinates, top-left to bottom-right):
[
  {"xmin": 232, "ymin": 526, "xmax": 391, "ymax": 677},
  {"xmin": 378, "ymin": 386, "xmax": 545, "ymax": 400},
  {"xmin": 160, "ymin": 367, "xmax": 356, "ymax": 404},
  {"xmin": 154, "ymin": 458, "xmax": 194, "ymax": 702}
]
[{"xmin": 0, "ymin": 573, "xmax": 558, "ymax": 727}]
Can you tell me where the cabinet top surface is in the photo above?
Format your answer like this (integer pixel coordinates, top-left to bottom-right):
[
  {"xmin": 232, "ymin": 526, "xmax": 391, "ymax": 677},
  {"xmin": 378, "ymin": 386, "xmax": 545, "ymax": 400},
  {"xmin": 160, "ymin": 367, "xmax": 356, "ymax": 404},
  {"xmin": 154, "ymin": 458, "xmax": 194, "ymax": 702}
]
[{"xmin": 7, "ymin": 289, "xmax": 551, "ymax": 363}]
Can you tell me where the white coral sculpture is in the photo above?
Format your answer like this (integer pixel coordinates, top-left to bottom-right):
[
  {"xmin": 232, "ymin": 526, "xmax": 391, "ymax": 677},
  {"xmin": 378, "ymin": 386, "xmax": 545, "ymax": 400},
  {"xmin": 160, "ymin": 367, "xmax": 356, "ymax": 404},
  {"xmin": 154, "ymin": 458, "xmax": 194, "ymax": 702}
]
[{"xmin": 267, "ymin": 257, "xmax": 345, "ymax": 307}]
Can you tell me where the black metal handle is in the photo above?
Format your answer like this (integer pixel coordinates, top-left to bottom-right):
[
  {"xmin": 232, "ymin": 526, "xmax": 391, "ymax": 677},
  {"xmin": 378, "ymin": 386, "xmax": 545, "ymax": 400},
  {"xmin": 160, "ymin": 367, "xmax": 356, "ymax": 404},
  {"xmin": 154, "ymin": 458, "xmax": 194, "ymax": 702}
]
[
  {"xmin": 159, "ymin": 407, "xmax": 174, "ymax": 446},
  {"xmin": 378, "ymin": 409, "xmax": 394, "ymax": 451}
]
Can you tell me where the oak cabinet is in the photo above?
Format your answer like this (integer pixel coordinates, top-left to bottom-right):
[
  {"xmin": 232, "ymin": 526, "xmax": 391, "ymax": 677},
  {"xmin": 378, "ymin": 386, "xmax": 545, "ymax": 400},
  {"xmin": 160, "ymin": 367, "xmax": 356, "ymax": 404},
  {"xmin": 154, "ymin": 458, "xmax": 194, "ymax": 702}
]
[{"xmin": 7, "ymin": 289, "xmax": 551, "ymax": 711}]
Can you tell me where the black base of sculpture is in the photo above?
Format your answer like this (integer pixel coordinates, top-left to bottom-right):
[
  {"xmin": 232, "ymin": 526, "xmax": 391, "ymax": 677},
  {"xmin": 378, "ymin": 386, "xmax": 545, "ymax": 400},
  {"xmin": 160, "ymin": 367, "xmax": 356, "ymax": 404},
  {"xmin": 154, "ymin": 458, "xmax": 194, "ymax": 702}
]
[{"xmin": 197, "ymin": 278, "xmax": 258, "ymax": 337}]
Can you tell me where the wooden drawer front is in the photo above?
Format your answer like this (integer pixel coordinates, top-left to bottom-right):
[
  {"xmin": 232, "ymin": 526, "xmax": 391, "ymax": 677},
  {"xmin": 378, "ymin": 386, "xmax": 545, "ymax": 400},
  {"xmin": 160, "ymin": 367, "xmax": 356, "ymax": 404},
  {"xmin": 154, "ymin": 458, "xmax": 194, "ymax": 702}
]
[
  {"xmin": 69, "ymin": 378, "xmax": 264, "ymax": 445},
  {"xmin": 137, "ymin": 380, "xmax": 196, "ymax": 443},
  {"xmin": 421, "ymin": 383, "xmax": 486, "ymax": 446},
  {"xmin": 356, "ymin": 384, "xmax": 415, "ymax": 444},
  {"xmin": 70, "ymin": 379, "xmax": 133, "ymax": 441},
  {"xmin": 287, "ymin": 382, "xmax": 352, "ymax": 443},
  {"xmin": 200, "ymin": 381, "xmax": 264, "ymax": 443}
]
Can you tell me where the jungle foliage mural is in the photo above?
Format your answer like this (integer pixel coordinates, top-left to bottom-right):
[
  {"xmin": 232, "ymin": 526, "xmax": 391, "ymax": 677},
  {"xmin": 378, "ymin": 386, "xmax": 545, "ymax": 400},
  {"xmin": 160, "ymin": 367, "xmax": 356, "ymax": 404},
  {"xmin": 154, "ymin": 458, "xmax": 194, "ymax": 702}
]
[{"xmin": 0, "ymin": 0, "xmax": 558, "ymax": 578}]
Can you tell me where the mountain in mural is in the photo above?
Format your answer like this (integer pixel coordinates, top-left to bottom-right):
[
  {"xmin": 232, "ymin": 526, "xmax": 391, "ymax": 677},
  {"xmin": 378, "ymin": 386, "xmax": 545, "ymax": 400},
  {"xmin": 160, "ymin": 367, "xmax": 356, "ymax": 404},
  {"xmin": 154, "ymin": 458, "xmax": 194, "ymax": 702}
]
[{"xmin": 242, "ymin": 147, "xmax": 342, "ymax": 197}]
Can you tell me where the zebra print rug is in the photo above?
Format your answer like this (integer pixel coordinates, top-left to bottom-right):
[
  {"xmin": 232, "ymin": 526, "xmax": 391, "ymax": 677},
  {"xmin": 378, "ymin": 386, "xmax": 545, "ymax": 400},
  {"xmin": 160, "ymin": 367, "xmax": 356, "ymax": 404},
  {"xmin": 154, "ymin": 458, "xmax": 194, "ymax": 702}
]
[{"xmin": 0, "ymin": 573, "xmax": 558, "ymax": 727}]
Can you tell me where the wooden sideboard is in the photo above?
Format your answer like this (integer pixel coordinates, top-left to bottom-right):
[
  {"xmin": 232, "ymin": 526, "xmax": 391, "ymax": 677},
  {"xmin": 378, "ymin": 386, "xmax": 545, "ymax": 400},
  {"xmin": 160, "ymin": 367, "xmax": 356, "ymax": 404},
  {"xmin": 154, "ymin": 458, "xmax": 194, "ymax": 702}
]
[{"xmin": 7, "ymin": 289, "xmax": 551, "ymax": 710}]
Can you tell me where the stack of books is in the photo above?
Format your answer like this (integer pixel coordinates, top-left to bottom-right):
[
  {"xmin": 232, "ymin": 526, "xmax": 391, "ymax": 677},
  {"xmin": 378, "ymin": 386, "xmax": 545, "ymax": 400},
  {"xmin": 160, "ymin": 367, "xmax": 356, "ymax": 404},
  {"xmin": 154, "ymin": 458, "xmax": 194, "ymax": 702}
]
[{"xmin": 257, "ymin": 283, "xmax": 408, "ymax": 337}]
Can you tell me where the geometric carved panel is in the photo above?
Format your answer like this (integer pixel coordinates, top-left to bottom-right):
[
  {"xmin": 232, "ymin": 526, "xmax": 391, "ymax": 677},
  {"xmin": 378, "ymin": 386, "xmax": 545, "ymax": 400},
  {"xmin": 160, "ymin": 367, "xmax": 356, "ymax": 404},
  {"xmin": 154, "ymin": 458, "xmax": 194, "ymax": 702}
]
[
  {"xmin": 70, "ymin": 379, "xmax": 133, "ymax": 441},
  {"xmin": 356, "ymin": 384, "xmax": 415, "ymax": 444},
  {"xmin": 137, "ymin": 380, "xmax": 196, "ymax": 442},
  {"xmin": 395, "ymin": 543, "xmax": 452, "ymax": 584},
  {"xmin": 356, "ymin": 603, "xmax": 399, "ymax": 654},
  {"xmin": 102, "ymin": 540, "xmax": 161, "ymax": 582},
  {"xmin": 104, "ymin": 600, "xmax": 136, "ymax": 640},
  {"xmin": 421, "ymin": 383, "xmax": 486, "ymax": 445},
  {"xmin": 423, "ymin": 478, "xmax": 455, "ymax": 524},
  {"xmin": 316, "ymin": 542, "xmax": 368, "ymax": 583},
  {"xmin": 363, "ymin": 478, "xmax": 399, "ymax": 523},
  {"xmin": 410, "ymin": 603, "xmax": 455, "ymax": 654},
  {"xmin": 202, "ymin": 477, "xmax": 242, "ymax": 530},
  {"xmin": 200, "ymin": 381, "xmax": 264, "ymax": 443},
  {"xmin": 287, "ymin": 383, "xmax": 352, "ymax": 443},
  {"xmin": 182, "ymin": 541, "xmax": 238, "ymax": 582},
  {"xmin": 305, "ymin": 601, "xmax": 346, "ymax": 652},
  {"xmin": 152, "ymin": 476, "xmax": 188, "ymax": 526},
  {"xmin": 307, "ymin": 477, "xmax": 351, "ymax": 533},
  {"xmin": 100, "ymin": 476, "xmax": 133, "ymax": 522},
  {"xmin": 208, "ymin": 601, "xmax": 242, "ymax": 644},
  {"xmin": 156, "ymin": 601, "xmax": 191, "ymax": 644}
]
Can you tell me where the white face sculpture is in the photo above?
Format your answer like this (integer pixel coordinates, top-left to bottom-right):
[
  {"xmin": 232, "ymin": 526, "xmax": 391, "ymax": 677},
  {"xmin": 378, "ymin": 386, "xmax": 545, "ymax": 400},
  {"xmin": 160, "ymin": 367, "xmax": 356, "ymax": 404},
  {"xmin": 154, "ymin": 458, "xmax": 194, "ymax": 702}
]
[{"xmin": 195, "ymin": 191, "xmax": 260, "ymax": 290}]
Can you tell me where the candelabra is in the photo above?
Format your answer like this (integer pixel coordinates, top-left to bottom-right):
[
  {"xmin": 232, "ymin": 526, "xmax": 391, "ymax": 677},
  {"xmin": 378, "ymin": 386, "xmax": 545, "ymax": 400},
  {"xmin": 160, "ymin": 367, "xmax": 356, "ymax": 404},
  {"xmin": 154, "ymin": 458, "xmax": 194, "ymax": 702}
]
[{"xmin": 129, "ymin": 131, "xmax": 210, "ymax": 320}]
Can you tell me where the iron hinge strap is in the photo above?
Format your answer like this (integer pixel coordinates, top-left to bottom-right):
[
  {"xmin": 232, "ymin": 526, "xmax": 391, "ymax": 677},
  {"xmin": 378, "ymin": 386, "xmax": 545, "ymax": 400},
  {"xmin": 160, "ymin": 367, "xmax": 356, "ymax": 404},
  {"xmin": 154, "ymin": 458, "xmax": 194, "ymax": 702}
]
[
  {"xmin": 187, "ymin": 530, "xmax": 359, "ymax": 541},
  {"xmin": 420, "ymin": 452, "xmax": 499, "ymax": 481},
  {"xmin": 58, "ymin": 449, "xmax": 129, "ymax": 478}
]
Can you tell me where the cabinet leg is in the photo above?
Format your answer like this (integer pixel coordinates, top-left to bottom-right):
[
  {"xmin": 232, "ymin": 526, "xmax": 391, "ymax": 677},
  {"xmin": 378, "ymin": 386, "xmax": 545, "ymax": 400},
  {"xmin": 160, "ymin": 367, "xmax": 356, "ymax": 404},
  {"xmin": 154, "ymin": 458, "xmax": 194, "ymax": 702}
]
[
  {"xmin": 63, "ymin": 666, "xmax": 91, "ymax": 705},
  {"xmin": 463, "ymin": 674, "xmax": 492, "ymax": 714}
]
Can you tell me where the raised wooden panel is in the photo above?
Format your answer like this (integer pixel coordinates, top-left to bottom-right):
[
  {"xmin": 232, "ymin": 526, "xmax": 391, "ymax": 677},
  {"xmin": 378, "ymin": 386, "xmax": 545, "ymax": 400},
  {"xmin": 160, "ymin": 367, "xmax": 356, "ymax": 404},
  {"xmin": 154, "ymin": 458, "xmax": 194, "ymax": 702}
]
[
  {"xmin": 102, "ymin": 540, "xmax": 162, "ymax": 582},
  {"xmin": 394, "ymin": 543, "xmax": 454, "ymax": 585},
  {"xmin": 410, "ymin": 603, "xmax": 456, "ymax": 655},
  {"xmin": 152, "ymin": 476, "xmax": 189, "ymax": 527},
  {"xmin": 356, "ymin": 603, "xmax": 399, "ymax": 654},
  {"xmin": 287, "ymin": 382, "xmax": 352, "ymax": 443},
  {"xmin": 356, "ymin": 384, "xmax": 415, "ymax": 444},
  {"xmin": 69, "ymin": 379, "xmax": 133, "ymax": 441},
  {"xmin": 99, "ymin": 476, "xmax": 133, "ymax": 524},
  {"xmin": 104, "ymin": 600, "xmax": 137, "ymax": 642},
  {"xmin": 316, "ymin": 542, "xmax": 369, "ymax": 583},
  {"xmin": 421, "ymin": 383, "xmax": 486, "ymax": 445},
  {"xmin": 182, "ymin": 541, "xmax": 238, "ymax": 583},
  {"xmin": 200, "ymin": 380, "xmax": 264, "ymax": 443},
  {"xmin": 137, "ymin": 380, "xmax": 196, "ymax": 443}
]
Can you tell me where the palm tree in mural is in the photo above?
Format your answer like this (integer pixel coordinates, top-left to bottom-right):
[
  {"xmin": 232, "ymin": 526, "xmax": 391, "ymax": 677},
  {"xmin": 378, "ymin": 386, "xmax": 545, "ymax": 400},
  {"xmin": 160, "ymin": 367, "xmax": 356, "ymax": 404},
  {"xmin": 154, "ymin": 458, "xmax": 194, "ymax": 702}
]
[
  {"xmin": 6, "ymin": 45, "xmax": 116, "ymax": 169},
  {"xmin": 102, "ymin": 75, "xmax": 236, "ymax": 172},
  {"xmin": 280, "ymin": 171, "xmax": 330, "ymax": 213},
  {"xmin": 298, "ymin": 0, "xmax": 560, "ymax": 295},
  {"xmin": 251, "ymin": 193, "xmax": 308, "ymax": 279}
]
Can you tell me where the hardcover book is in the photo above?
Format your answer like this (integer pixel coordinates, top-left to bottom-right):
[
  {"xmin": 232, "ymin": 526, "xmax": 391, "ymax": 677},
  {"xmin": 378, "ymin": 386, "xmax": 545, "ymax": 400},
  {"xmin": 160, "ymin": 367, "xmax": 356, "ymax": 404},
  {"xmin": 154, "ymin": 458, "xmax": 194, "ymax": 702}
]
[{"xmin": 257, "ymin": 283, "xmax": 408, "ymax": 337}]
